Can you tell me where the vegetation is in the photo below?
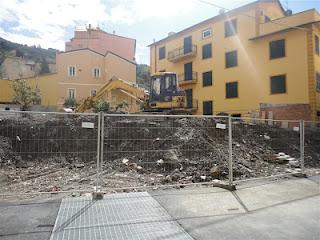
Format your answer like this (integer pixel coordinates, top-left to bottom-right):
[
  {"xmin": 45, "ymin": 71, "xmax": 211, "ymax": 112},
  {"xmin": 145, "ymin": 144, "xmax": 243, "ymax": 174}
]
[
  {"xmin": 11, "ymin": 80, "xmax": 41, "ymax": 110},
  {"xmin": 115, "ymin": 101, "xmax": 129, "ymax": 112},
  {"xmin": 63, "ymin": 98, "xmax": 78, "ymax": 108},
  {"xmin": 137, "ymin": 64, "xmax": 151, "ymax": 90},
  {"xmin": 0, "ymin": 37, "xmax": 56, "ymax": 63},
  {"xmin": 92, "ymin": 99, "xmax": 110, "ymax": 113},
  {"xmin": 39, "ymin": 58, "xmax": 50, "ymax": 74}
]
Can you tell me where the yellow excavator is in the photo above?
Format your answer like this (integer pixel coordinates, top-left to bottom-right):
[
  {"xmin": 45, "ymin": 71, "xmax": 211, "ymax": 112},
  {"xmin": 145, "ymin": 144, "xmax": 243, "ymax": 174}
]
[
  {"xmin": 77, "ymin": 72, "xmax": 195, "ymax": 114},
  {"xmin": 144, "ymin": 72, "xmax": 195, "ymax": 114},
  {"xmin": 76, "ymin": 76, "xmax": 146, "ymax": 113}
]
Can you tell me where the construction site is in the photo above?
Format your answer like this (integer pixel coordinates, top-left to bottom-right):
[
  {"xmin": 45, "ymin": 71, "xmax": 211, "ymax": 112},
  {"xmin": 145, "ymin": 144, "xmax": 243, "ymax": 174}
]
[
  {"xmin": 0, "ymin": 110, "xmax": 319, "ymax": 240},
  {"xmin": 0, "ymin": 0, "xmax": 320, "ymax": 239}
]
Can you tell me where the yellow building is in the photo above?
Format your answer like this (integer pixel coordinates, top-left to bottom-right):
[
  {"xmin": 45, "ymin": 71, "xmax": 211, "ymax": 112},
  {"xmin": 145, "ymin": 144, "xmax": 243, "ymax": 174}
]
[
  {"xmin": 0, "ymin": 73, "xmax": 58, "ymax": 109},
  {"xmin": 56, "ymin": 48, "xmax": 137, "ymax": 108},
  {"xmin": 149, "ymin": 0, "xmax": 320, "ymax": 121}
]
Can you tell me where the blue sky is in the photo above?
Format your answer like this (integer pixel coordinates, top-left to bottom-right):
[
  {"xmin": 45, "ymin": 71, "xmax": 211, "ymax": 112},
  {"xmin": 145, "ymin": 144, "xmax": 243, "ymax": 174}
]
[{"xmin": 0, "ymin": 0, "xmax": 319, "ymax": 64}]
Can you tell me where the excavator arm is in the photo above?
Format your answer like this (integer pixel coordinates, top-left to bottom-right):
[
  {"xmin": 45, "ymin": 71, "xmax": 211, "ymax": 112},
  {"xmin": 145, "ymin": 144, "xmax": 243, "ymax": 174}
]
[{"xmin": 76, "ymin": 76, "xmax": 146, "ymax": 113}]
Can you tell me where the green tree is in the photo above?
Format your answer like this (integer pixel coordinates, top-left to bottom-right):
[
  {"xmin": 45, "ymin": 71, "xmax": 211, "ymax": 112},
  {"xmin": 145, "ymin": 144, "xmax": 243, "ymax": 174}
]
[
  {"xmin": 40, "ymin": 58, "xmax": 50, "ymax": 74},
  {"xmin": 63, "ymin": 97, "xmax": 78, "ymax": 108},
  {"xmin": 115, "ymin": 101, "xmax": 129, "ymax": 112},
  {"xmin": 92, "ymin": 99, "xmax": 110, "ymax": 113},
  {"xmin": 11, "ymin": 80, "xmax": 41, "ymax": 110}
]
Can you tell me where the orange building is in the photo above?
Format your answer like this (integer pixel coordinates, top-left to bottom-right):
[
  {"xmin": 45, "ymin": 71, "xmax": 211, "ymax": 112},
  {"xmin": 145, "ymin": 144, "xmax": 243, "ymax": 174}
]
[
  {"xmin": 56, "ymin": 48, "xmax": 137, "ymax": 107},
  {"xmin": 65, "ymin": 25, "xmax": 136, "ymax": 62}
]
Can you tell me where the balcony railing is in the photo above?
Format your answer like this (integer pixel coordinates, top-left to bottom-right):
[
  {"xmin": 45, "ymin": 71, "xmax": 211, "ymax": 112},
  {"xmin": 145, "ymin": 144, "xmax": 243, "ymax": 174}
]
[
  {"xmin": 167, "ymin": 45, "xmax": 197, "ymax": 62},
  {"xmin": 178, "ymin": 72, "xmax": 198, "ymax": 86}
]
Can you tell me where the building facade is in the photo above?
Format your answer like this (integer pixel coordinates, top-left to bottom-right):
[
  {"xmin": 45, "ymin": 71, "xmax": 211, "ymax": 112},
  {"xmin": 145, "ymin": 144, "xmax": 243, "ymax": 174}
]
[
  {"xmin": 65, "ymin": 26, "xmax": 136, "ymax": 62},
  {"xmin": 56, "ymin": 27, "xmax": 137, "ymax": 108},
  {"xmin": 149, "ymin": 0, "xmax": 320, "ymax": 121},
  {"xmin": 56, "ymin": 48, "xmax": 137, "ymax": 108}
]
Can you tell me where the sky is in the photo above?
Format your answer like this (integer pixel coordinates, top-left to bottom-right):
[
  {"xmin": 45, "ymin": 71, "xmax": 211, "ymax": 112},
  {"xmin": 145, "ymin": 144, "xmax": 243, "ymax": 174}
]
[{"xmin": 0, "ymin": 0, "xmax": 319, "ymax": 64}]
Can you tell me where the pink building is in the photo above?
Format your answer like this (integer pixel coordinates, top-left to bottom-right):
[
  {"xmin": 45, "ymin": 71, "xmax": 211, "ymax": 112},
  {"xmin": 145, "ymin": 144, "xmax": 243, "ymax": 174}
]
[{"xmin": 65, "ymin": 26, "xmax": 136, "ymax": 62}]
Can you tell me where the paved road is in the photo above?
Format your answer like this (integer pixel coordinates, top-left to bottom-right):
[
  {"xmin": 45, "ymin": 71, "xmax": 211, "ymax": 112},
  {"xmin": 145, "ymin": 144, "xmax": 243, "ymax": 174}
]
[
  {"xmin": 0, "ymin": 199, "xmax": 60, "ymax": 240},
  {"xmin": 0, "ymin": 176, "xmax": 319, "ymax": 240}
]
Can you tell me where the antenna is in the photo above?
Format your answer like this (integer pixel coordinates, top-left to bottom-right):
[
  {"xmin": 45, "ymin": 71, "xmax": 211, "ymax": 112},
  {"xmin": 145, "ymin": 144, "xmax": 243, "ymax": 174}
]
[{"xmin": 284, "ymin": 0, "xmax": 289, "ymax": 11}]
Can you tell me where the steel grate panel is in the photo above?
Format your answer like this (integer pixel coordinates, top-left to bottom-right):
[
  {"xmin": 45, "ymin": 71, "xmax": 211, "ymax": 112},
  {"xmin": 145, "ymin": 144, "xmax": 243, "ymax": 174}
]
[{"xmin": 50, "ymin": 192, "xmax": 193, "ymax": 240}]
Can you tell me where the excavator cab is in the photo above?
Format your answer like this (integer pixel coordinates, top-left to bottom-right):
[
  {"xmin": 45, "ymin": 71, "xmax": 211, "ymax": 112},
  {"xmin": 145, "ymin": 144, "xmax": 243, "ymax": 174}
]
[{"xmin": 147, "ymin": 72, "xmax": 185, "ymax": 112}]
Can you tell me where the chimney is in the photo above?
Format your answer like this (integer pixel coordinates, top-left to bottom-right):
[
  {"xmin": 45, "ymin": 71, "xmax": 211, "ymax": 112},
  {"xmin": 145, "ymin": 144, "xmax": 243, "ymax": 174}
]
[
  {"xmin": 285, "ymin": 9, "xmax": 292, "ymax": 16},
  {"xmin": 168, "ymin": 32, "xmax": 176, "ymax": 37},
  {"xmin": 113, "ymin": 30, "xmax": 115, "ymax": 35},
  {"xmin": 219, "ymin": 9, "xmax": 225, "ymax": 15}
]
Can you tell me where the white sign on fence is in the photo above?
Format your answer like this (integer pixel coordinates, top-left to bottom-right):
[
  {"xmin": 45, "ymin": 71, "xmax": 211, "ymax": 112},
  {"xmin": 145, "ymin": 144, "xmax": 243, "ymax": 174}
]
[
  {"xmin": 293, "ymin": 126, "xmax": 300, "ymax": 132},
  {"xmin": 82, "ymin": 122, "xmax": 94, "ymax": 129},
  {"xmin": 216, "ymin": 123, "xmax": 226, "ymax": 129}
]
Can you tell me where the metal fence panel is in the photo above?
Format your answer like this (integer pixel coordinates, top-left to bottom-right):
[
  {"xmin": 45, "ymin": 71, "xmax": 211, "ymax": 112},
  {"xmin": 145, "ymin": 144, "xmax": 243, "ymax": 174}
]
[
  {"xmin": 100, "ymin": 114, "xmax": 230, "ymax": 192},
  {"xmin": 231, "ymin": 117, "xmax": 301, "ymax": 181},
  {"xmin": 0, "ymin": 110, "xmax": 99, "ymax": 198},
  {"xmin": 304, "ymin": 121, "xmax": 320, "ymax": 174}
]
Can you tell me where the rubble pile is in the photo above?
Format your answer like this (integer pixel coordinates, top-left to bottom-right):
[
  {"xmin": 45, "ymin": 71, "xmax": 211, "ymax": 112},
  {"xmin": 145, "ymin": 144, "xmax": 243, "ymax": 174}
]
[{"xmin": 0, "ymin": 113, "xmax": 319, "ymax": 199}]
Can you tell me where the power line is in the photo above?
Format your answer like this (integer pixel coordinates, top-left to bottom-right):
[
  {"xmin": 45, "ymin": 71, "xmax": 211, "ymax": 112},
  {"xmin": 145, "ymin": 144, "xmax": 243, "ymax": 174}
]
[{"xmin": 197, "ymin": 0, "xmax": 310, "ymax": 32}]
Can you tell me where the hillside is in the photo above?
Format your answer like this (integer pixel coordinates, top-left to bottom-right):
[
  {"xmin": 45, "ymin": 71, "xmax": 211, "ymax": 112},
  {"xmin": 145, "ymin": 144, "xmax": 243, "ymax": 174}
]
[
  {"xmin": 0, "ymin": 37, "xmax": 56, "ymax": 65},
  {"xmin": 137, "ymin": 64, "xmax": 150, "ymax": 91}
]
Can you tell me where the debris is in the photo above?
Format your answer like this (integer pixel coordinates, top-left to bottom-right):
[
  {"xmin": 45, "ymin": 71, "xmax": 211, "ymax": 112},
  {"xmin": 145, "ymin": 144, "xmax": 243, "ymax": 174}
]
[
  {"xmin": 122, "ymin": 158, "xmax": 129, "ymax": 165},
  {"xmin": 263, "ymin": 134, "xmax": 271, "ymax": 140}
]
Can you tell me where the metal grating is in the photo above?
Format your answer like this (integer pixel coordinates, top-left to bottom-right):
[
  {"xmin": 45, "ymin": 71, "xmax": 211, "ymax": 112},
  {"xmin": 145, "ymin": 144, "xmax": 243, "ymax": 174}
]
[{"xmin": 50, "ymin": 192, "xmax": 194, "ymax": 240}]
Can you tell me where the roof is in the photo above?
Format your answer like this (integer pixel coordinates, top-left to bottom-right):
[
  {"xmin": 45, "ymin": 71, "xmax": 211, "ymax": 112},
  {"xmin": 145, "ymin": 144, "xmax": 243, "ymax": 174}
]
[
  {"xmin": 148, "ymin": 0, "xmax": 285, "ymax": 47},
  {"xmin": 57, "ymin": 48, "xmax": 136, "ymax": 65},
  {"xmin": 249, "ymin": 20, "xmax": 320, "ymax": 40}
]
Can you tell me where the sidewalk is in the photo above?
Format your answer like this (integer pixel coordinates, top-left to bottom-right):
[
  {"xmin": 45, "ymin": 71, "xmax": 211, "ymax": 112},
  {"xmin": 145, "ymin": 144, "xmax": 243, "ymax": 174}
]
[{"xmin": 0, "ymin": 176, "xmax": 319, "ymax": 240}]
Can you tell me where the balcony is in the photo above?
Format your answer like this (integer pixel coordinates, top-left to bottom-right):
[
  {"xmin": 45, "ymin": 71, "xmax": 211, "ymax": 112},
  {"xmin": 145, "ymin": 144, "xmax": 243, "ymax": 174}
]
[
  {"xmin": 178, "ymin": 72, "xmax": 198, "ymax": 87},
  {"xmin": 167, "ymin": 45, "xmax": 197, "ymax": 62}
]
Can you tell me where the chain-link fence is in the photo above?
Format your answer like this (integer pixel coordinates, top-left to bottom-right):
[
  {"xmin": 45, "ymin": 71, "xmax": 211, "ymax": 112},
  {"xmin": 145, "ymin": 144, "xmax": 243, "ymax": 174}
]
[
  {"xmin": 1, "ymin": 110, "xmax": 319, "ymax": 198},
  {"xmin": 0, "ymin": 110, "xmax": 99, "ymax": 198}
]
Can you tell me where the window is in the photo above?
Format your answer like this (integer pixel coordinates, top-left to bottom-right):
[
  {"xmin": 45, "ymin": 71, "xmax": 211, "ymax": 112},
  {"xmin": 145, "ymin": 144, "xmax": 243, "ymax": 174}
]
[
  {"xmin": 159, "ymin": 46, "xmax": 166, "ymax": 60},
  {"xmin": 90, "ymin": 89, "xmax": 97, "ymax": 97},
  {"xmin": 184, "ymin": 36, "xmax": 192, "ymax": 54},
  {"xmin": 202, "ymin": 71, "xmax": 212, "ymax": 87},
  {"xmin": 226, "ymin": 82, "xmax": 238, "ymax": 98},
  {"xmin": 271, "ymin": 75, "xmax": 286, "ymax": 94},
  {"xmin": 225, "ymin": 50, "xmax": 238, "ymax": 68},
  {"xmin": 203, "ymin": 101, "xmax": 213, "ymax": 115},
  {"xmin": 270, "ymin": 39, "xmax": 285, "ymax": 59},
  {"xmin": 225, "ymin": 19, "xmax": 237, "ymax": 37},
  {"xmin": 68, "ymin": 66, "xmax": 76, "ymax": 77},
  {"xmin": 316, "ymin": 72, "xmax": 320, "ymax": 92},
  {"xmin": 202, "ymin": 28, "xmax": 212, "ymax": 39},
  {"xmin": 202, "ymin": 43, "xmax": 212, "ymax": 59},
  {"xmin": 68, "ymin": 88, "xmax": 76, "ymax": 99},
  {"xmin": 93, "ymin": 68, "xmax": 100, "ymax": 78},
  {"xmin": 184, "ymin": 62, "xmax": 193, "ymax": 81},
  {"xmin": 264, "ymin": 15, "xmax": 271, "ymax": 22},
  {"xmin": 315, "ymin": 35, "xmax": 319, "ymax": 55}
]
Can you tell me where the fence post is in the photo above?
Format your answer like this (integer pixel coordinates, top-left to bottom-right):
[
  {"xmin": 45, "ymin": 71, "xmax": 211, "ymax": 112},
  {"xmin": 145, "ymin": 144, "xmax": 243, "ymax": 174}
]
[
  {"xmin": 228, "ymin": 116, "xmax": 233, "ymax": 186},
  {"xmin": 100, "ymin": 112, "xmax": 105, "ymax": 181},
  {"xmin": 300, "ymin": 120, "xmax": 305, "ymax": 173},
  {"xmin": 95, "ymin": 112, "xmax": 101, "ymax": 191}
]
